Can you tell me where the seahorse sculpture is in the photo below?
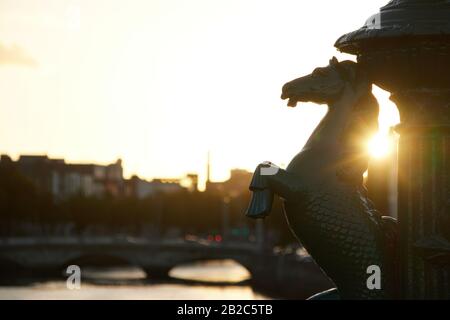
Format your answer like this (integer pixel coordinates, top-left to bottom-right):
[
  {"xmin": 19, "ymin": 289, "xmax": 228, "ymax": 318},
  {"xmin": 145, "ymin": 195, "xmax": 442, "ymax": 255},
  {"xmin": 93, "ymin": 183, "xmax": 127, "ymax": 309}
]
[{"xmin": 246, "ymin": 58, "xmax": 398, "ymax": 299}]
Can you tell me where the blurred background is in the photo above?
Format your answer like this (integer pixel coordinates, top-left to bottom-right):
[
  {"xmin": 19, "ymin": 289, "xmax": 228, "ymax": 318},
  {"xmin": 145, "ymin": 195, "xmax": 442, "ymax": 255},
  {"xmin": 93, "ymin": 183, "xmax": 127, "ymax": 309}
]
[{"xmin": 0, "ymin": 0, "xmax": 399, "ymax": 299}]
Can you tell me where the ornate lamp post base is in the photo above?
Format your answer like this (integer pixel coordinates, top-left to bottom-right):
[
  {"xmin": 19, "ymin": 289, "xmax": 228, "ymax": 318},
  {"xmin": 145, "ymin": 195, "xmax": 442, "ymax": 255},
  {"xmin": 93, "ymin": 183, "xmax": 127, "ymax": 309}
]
[
  {"xmin": 394, "ymin": 92, "xmax": 450, "ymax": 299},
  {"xmin": 336, "ymin": 0, "xmax": 450, "ymax": 299}
]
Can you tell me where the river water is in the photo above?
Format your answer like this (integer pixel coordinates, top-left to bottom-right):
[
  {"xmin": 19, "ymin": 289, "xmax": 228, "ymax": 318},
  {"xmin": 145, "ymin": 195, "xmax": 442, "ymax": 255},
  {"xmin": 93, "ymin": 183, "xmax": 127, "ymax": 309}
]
[{"xmin": 0, "ymin": 260, "xmax": 269, "ymax": 300}]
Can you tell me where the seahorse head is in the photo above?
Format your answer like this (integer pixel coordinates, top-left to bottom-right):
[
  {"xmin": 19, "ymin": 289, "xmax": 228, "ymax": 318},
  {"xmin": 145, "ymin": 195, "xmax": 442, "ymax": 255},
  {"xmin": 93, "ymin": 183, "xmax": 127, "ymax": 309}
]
[
  {"xmin": 281, "ymin": 57, "xmax": 365, "ymax": 107},
  {"xmin": 281, "ymin": 58, "xmax": 380, "ymax": 183}
]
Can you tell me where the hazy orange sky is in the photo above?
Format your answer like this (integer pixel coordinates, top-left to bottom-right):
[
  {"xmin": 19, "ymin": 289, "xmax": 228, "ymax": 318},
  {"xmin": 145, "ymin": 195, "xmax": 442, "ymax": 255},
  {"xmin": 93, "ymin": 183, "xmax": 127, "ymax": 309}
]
[{"xmin": 0, "ymin": 0, "xmax": 399, "ymax": 185}]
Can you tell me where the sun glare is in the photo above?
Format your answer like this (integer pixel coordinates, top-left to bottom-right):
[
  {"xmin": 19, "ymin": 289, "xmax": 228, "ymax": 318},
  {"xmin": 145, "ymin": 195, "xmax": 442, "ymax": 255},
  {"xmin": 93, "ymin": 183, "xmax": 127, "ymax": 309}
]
[{"xmin": 368, "ymin": 133, "xmax": 391, "ymax": 159}]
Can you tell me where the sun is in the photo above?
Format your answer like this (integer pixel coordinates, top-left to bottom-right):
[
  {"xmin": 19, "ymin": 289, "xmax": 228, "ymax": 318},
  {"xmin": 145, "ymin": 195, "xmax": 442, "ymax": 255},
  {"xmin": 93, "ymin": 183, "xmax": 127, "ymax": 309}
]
[{"xmin": 368, "ymin": 133, "xmax": 392, "ymax": 159}]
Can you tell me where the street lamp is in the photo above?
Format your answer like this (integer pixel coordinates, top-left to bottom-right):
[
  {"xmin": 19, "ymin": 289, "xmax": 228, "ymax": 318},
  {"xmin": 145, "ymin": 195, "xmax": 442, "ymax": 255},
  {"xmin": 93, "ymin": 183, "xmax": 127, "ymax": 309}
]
[{"xmin": 335, "ymin": 0, "xmax": 450, "ymax": 299}]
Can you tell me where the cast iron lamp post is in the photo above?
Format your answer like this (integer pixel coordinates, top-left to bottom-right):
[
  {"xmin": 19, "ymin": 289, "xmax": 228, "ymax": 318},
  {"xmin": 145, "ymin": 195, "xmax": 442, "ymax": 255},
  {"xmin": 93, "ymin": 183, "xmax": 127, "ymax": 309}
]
[{"xmin": 335, "ymin": 0, "xmax": 450, "ymax": 299}]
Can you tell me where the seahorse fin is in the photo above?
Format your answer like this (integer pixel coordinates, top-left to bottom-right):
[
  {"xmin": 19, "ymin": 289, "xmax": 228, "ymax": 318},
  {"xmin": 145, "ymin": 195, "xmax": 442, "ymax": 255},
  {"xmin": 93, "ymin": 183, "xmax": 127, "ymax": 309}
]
[
  {"xmin": 246, "ymin": 189, "xmax": 273, "ymax": 219},
  {"xmin": 246, "ymin": 162, "xmax": 275, "ymax": 219}
]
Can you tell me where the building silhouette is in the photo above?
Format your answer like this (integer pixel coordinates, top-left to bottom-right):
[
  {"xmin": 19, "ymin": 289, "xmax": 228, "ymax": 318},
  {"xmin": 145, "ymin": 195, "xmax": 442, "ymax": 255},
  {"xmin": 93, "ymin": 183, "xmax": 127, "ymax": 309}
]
[
  {"xmin": 0, "ymin": 155, "xmax": 125, "ymax": 199},
  {"xmin": 0, "ymin": 154, "xmax": 191, "ymax": 200},
  {"xmin": 204, "ymin": 152, "xmax": 252, "ymax": 198},
  {"xmin": 124, "ymin": 175, "xmax": 184, "ymax": 198}
]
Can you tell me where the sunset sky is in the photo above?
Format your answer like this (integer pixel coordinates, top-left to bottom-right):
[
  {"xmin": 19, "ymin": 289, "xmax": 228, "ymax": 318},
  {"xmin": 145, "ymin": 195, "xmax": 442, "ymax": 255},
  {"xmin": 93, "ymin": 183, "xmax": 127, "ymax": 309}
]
[{"xmin": 0, "ymin": 0, "xmax": 399, "ymax": 185}]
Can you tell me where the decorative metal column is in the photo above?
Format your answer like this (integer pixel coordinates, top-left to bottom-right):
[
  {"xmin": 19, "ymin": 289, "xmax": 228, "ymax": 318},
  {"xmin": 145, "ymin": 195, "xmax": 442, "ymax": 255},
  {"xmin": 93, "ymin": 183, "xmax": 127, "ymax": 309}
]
[{"xmin": 335, "ymin": 0, "xmax": 450, "ymax": 299}]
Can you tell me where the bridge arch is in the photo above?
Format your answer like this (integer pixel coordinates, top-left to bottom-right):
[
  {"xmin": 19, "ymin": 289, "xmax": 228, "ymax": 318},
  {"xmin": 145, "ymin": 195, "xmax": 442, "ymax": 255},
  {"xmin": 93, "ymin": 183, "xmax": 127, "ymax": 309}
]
[
  {"xmin": 167, "ymin": 257, "xmax": 253, "ymax": 282},
  {"xmin": 60, "ymin": 253, "xmax": 142, "ymax": 274},
  {"xmin": 59, "ymin": 253, "xmax": 154, "ymax": 281},
  {"xmin": 0, "ymin": 240, "xmax": 264, "ymax": 282}
]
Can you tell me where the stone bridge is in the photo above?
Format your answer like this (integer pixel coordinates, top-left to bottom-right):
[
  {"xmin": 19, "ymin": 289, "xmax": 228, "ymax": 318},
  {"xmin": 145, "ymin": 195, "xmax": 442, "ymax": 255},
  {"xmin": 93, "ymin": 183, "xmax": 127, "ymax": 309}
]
[{"xmin": 0, "ymin": 237, "xmax": 269, "ymax": 278}]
